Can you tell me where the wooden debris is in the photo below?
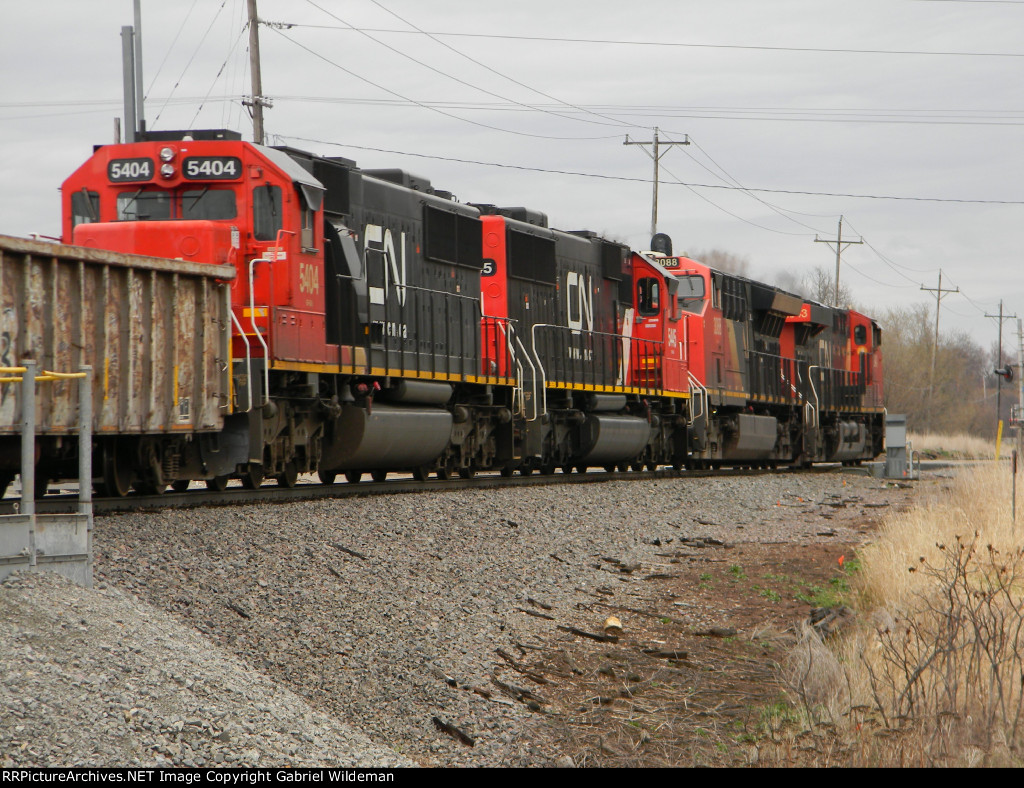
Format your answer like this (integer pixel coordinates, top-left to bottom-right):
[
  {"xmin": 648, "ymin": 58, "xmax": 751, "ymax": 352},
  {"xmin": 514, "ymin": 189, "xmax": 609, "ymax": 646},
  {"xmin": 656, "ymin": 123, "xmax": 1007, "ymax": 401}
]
[
  {"xmin": 495, "ymin": 648, "xmax": 550, "ymax": 685},
  {"xmin": 226, "ymin": 602, "xmax": 251, "ymax": 619},
  {"xmin": 642, "ymin": 648, "xmax": 689, "ymax": 660},
  {"xmin": 431, "ymin": 716, "xmax": 475, "ymax": 747},
  {"xmin": 491, "ymin": 673, "xmax": 547, "ymax": 706},
  {"xmin": 326, "ymin": 565, "xmax": 343, "ymax": 580},
  {"xmin": 691, "ymin": 626, "xmax": 738, "ymax": 638},
  {"xmin": 331, "ymin": 543, "xmax": 368, "ymax": 560},
  {"xmin": 528, "ymin": 597, "xmax": 552, "ymax": 610},
  {"xmin": 557, "ymin": 624, "xmax": 614, "ymax": 643},
  {"xmin": 518, "ymin": 607, "xmax": 555, "ymax": 621}
]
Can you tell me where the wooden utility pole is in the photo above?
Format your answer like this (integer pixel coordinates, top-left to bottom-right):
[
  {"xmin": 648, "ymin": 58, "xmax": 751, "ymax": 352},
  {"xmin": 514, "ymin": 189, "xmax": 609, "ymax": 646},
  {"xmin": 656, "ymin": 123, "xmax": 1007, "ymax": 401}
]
[
  {"xmin": 814, "ymin": 216, "xmax": 863, "ymax": 307},
  {"xmin": 624, "ymin": 128, "xmax": 689, "ymax": 238},
  {"xmin": 986, "ymin": 300, "xmax": 1018, "ymax": 431},
  {"xmin": 921, "ymin": 271, "xmax": 959, "ymax": 431},
  {"xmin": 245, "ymin": 0, "xmax": 271, "ymax": 144}
]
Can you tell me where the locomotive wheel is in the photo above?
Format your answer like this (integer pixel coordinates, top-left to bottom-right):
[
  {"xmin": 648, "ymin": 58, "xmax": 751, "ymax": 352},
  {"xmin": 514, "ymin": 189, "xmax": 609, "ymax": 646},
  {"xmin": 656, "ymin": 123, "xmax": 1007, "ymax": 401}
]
[
  {"xmin": 617, "ymin": 463, "xmax": 629, "ymax": 473},
  {"xmin": 646, "ymin": 461, "xmax": 658, "ymax": 471},
  {"xmin": 318, "ymin": 469, "xmax": 337, "ymax": 485},
  {"xmin": 519, "ymin": 465, "xmax": 534, "ymax": 477},
  {"xmin": 371, "ymin": 469, "xmax": 388, "ymax": 483},
  {"xmin": 436, "ymin": 467, "xmax": 451, "ymax": 481},
  {"xmin": 278, "ymin": 461, "xmax": 299, "ymax": 489},
  {"xmin": 101, "ymin": 441, "xmax": 133, "ymax": 498},
  {"xmin": 500, "ymin": 464, "xmax": 516, "ymax": 478},
  {"xmin": 137, "ymin": 480, "xmax": 167, "ymax": 495},
  {"xmin": 630, "ymin": 461, "xmax": 644, "ymax": 472},
  {"xmin": 604, "ymin": 464, "xmax": 616, "ymax": 473},
  {"xmin": 241, "ymin": 463, "xmax": 265, "ymax": 490},
  {"xmin": 576, "ymin": 465, "xmax": 588, "ymax": 474},
  {"xmin": 539, "ymin": 462, "xmax": 556, "ymax": 476},
  {"xmin": 206, "ymin": 475, "xmax": 229, "ymax": 492},
  {"xmin": 345, "ymin": 470, "xmax": 363, "ymax": 484},
  {"xmin": 170, "ymin": 480, "xmax": 191, "ymax": 493},
  {"xmin": 458, "ymin": 467, "xmax": 475, "ymax": 480},
  {"xmin": 561, "ymin": 465, "xmax": 574, "ymax": 475},
  {"xmin": 412, "ymin": 466, "xmax": 431, "ymax": 482}
]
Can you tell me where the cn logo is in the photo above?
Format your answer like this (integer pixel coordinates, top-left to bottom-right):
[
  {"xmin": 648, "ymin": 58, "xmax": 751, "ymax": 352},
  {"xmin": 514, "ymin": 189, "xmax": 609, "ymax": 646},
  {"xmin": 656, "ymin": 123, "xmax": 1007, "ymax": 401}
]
[
  {"xmin": 566, "ymin": 271, "xmax": 593, "ymax": 335},
  {"xmin": 364, "ymin": 224, "xmax": 407, "ymax": 306}
]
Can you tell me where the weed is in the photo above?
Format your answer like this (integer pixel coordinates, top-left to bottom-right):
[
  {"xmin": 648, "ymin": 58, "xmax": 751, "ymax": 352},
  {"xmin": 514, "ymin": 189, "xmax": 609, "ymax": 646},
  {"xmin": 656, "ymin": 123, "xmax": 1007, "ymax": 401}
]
[{"xmin": 728, "ymin": 565, "xmax": 746, "ymax": 581}]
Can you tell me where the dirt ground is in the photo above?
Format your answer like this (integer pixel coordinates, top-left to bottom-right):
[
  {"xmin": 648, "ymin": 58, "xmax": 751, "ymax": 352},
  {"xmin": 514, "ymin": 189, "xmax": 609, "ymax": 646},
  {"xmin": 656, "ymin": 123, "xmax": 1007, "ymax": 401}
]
[{"xmin": 483, "ymin": 538, "xmax": 868, "ymax": 767}]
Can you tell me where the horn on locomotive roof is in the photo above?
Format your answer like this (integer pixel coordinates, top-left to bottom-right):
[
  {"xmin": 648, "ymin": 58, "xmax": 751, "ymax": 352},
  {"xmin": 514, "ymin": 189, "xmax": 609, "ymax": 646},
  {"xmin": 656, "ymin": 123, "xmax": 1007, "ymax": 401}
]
[{"xmin": 650, "ymin": 233, "xmax": 673, "ymax": 257}]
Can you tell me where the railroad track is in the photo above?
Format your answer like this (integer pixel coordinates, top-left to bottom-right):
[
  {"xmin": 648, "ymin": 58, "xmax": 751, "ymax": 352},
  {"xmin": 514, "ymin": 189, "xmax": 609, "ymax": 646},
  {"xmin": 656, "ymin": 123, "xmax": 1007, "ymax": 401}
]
[{"xmin": 1, "ymin": 464, "xmax": 853, "ymax": 516}]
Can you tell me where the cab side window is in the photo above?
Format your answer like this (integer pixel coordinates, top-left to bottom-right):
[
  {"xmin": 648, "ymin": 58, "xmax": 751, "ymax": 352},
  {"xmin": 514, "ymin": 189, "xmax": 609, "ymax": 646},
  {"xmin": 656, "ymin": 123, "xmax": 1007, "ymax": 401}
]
[
  {"xmin": 70, "ymin": 190, "xmax": 100, "ymax": 229},
  {"xmin": 637, "ymin": 278, "xmax": 660, "ymax": 316},
  {"xmin": 253, "ymin": 185, "xmax": 282, "ymax": 241}
]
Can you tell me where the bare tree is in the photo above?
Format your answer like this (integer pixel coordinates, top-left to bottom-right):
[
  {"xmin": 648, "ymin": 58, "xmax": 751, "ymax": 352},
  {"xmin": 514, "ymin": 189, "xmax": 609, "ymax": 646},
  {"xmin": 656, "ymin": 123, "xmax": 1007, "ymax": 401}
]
[{"xmin": 686, "ymin": 248, "xmax": 751, "ymax": 277}]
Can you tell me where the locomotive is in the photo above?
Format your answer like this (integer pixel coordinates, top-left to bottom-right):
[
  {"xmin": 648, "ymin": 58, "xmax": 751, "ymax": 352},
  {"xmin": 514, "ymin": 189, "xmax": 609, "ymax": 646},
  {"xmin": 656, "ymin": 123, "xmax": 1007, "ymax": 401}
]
[{"xmin": 0, "ymin": 128, "xmax": 884, "ymax": 496}]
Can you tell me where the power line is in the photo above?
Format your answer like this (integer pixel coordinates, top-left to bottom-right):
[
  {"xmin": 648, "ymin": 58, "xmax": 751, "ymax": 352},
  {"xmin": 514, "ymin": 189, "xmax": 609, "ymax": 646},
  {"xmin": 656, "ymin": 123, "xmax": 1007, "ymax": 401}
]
[
  {"xmin": 359, "ymin": 0, "xmax": 636, "ymax": 132},
  {"xmin": 266, "ymin": 28, "xmax": 622, "ymax": 141},
  {"xmin": 296, "ymin": 0, "xmax": 628, "ymax": 132},
  {"xmin": 272, "ymin": 23, "xmax": 1024, "ymax": 58},
  {"xmin": 275, "ymin": 135, "xmax": 1024, "ymax": 205}
]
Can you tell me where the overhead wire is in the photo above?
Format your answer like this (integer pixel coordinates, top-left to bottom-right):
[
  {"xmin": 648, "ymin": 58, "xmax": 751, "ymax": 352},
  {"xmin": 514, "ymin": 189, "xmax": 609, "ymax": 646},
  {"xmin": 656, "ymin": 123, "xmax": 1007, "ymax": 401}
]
[
  {"xmin": 274, "ymin": 135, "xmax": 1024, "ymax": 205},
  {"xmin": 271, "ymin": 23, "xmax": 1024, "ymax": 58},
  {"xmin": 266, "ymin": 28, "xmax": 622, "ymax": 141},
  {"xmin": 360, "ymin": 0, "xmax": 642, "ymax": 132},
  {"xmin": 151, "ymin": 0, "xmax": 231, "ymax": 129},
  {"xmin": 298, "ymin": 0, "xmax": 622, "ymax": 130}
]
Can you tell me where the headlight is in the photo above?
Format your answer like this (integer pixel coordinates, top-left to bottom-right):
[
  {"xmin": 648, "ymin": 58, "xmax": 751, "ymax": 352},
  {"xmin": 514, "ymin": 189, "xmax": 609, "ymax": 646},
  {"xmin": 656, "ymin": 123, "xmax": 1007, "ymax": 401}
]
[
  {"xmin": 159, "ymin": 147, "xmax": 175, "ymax": 162},
  {"xmin": 160, "ymin": 163, "xmax": 176, "ymax": 179}
]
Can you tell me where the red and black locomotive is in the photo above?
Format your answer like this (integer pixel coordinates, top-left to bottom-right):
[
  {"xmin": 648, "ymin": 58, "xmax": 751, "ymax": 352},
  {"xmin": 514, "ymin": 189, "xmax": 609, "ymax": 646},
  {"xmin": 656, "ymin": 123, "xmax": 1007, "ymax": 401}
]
[{"xmin": 22, "ymin": 128, "xmax": 883, "ymax": 494}]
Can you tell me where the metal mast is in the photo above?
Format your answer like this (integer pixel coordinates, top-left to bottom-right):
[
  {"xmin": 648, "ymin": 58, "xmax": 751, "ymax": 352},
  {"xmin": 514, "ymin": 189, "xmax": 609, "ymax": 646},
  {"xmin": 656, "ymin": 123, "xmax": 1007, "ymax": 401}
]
[{"xmin": 134, "ymin": 0, "xmax": 146, "ymax": 134}]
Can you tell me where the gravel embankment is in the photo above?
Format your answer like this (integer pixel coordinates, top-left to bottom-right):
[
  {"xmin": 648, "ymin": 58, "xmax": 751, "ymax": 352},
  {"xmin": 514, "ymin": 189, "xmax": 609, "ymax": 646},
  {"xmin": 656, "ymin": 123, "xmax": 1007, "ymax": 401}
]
[{"xmin": 0, "ymin": 471, "xmax": 910, "ymax": 767}]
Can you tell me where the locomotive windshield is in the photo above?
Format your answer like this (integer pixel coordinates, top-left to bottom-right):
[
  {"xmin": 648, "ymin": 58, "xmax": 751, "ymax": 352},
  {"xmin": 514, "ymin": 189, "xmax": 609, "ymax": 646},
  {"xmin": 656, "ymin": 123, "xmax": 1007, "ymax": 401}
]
[
  {"xmin": 116, "ymin": 187, "xmax": 237, "ymax": 221},
  {"xmin": 677, "ymin": 274, "xmax": 705, "ymax": 313}
]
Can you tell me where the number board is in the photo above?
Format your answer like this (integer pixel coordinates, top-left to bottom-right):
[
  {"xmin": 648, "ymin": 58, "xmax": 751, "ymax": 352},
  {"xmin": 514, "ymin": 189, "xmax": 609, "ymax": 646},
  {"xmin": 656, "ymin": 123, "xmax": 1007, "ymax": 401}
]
[
  {"xmin": 183, "ymin": 157, "xmax": 242, "ymax": 180},
  {"xmin": 659, "ymin": 257, "xmax": 682, "ymax": 269},
  {"xmin": 108, "ymin": 158, "xmax": 154, "ymax": 182}
]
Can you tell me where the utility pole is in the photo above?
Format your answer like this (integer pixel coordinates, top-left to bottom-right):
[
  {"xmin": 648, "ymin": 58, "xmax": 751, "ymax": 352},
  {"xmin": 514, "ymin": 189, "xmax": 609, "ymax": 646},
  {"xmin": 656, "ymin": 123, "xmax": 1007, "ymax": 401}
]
[
  {"xmin": 244, "ymin": 0, "xmax": 272, "ymax": 144},
  {"xmin": 623, "ymin": 127, "xmax": 689, "ymax": 238},
  {"xmin": 986, "ymin": 300, "xmax": 1018, "ymax": 431},
  {"xmin": 920, "ymin": 271, "xmax": 959, "ymax": 431},
  {"xmin": 814, "ymin": 216, "xmax": 863, "ymax": 307}
]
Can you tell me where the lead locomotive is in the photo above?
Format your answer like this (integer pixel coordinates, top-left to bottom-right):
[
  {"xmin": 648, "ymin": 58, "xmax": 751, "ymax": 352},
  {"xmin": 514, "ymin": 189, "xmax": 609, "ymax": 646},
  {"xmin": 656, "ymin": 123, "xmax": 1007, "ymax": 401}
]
[{"xmin": 0, "ymin": 128, "xmax": 884, "ymax": 495}]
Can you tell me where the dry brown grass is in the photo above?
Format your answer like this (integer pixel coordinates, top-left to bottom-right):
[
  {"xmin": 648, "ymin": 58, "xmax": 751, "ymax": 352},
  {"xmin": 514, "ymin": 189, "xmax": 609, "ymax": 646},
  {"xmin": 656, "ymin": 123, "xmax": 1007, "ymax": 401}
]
[
  {"xmin": 907, "ymin": 430, "xmax": 1015, "ymax": 460},
  {"xmin": 764, "ymin": 464, "xmax": 1024, "ymax": 767}
]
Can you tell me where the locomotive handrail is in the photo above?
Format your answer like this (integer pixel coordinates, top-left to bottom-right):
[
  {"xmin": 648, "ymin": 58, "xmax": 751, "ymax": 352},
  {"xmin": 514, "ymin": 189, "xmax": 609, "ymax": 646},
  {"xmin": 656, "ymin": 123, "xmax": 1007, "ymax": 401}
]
[
  {"xmin": 248, "ymin": 256, "xmax": 272, "ymax": 408},
  {"xmin": 807, "ymin": 365, "xmax": 821, "ymax": 429},
  {"xmin": 229, "ymin": 309, "xmax": 254, "ymax": 413},
  {"xmin": 687, "ymin": 371, "xmax": 708, "ymax": 424},
  {"xmin": 484, "ymin": 317, "xmax": 529, "ymax": 417},
  {"xmin": 530, "ymin": 323, "xmax": 664, "ymax": 405}
]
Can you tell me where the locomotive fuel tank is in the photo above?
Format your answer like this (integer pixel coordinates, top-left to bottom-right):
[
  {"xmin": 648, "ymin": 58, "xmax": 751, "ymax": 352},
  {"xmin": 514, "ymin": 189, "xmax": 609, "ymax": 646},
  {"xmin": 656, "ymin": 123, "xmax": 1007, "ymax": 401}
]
[
  {"xmin": 573, "ymin": 414, "xmax": 651, "ymax": 465},
  {"xmin": 319, "ymin": 403, "xmax": 453, "ymax": 471}
]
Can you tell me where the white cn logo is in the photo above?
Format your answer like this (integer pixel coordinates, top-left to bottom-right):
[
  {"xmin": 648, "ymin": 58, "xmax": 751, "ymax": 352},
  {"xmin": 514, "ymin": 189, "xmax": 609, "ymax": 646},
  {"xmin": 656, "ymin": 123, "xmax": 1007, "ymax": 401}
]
[
  {"xmin": 566, "ymin": 271, "xmax": 593, "ymax": 335},
  {"xmin": 365, "ymin": 224, "xmax": 407, "ymax": 306}
]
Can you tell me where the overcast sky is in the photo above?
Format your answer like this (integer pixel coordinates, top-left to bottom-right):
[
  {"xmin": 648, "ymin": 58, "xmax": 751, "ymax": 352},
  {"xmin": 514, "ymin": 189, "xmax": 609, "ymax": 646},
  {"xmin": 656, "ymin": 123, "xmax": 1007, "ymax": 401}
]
[{"xmin": 2, "ymin": 0, "xmax": 1022, "ymax": 352}]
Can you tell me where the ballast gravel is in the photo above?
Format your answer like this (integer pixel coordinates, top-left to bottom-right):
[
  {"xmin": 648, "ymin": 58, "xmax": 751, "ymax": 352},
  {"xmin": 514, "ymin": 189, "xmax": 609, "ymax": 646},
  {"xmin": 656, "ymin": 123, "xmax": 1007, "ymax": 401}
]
[{"xmin": 0, "ymin": 471, "xmax": 907, "ymax": 767}]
